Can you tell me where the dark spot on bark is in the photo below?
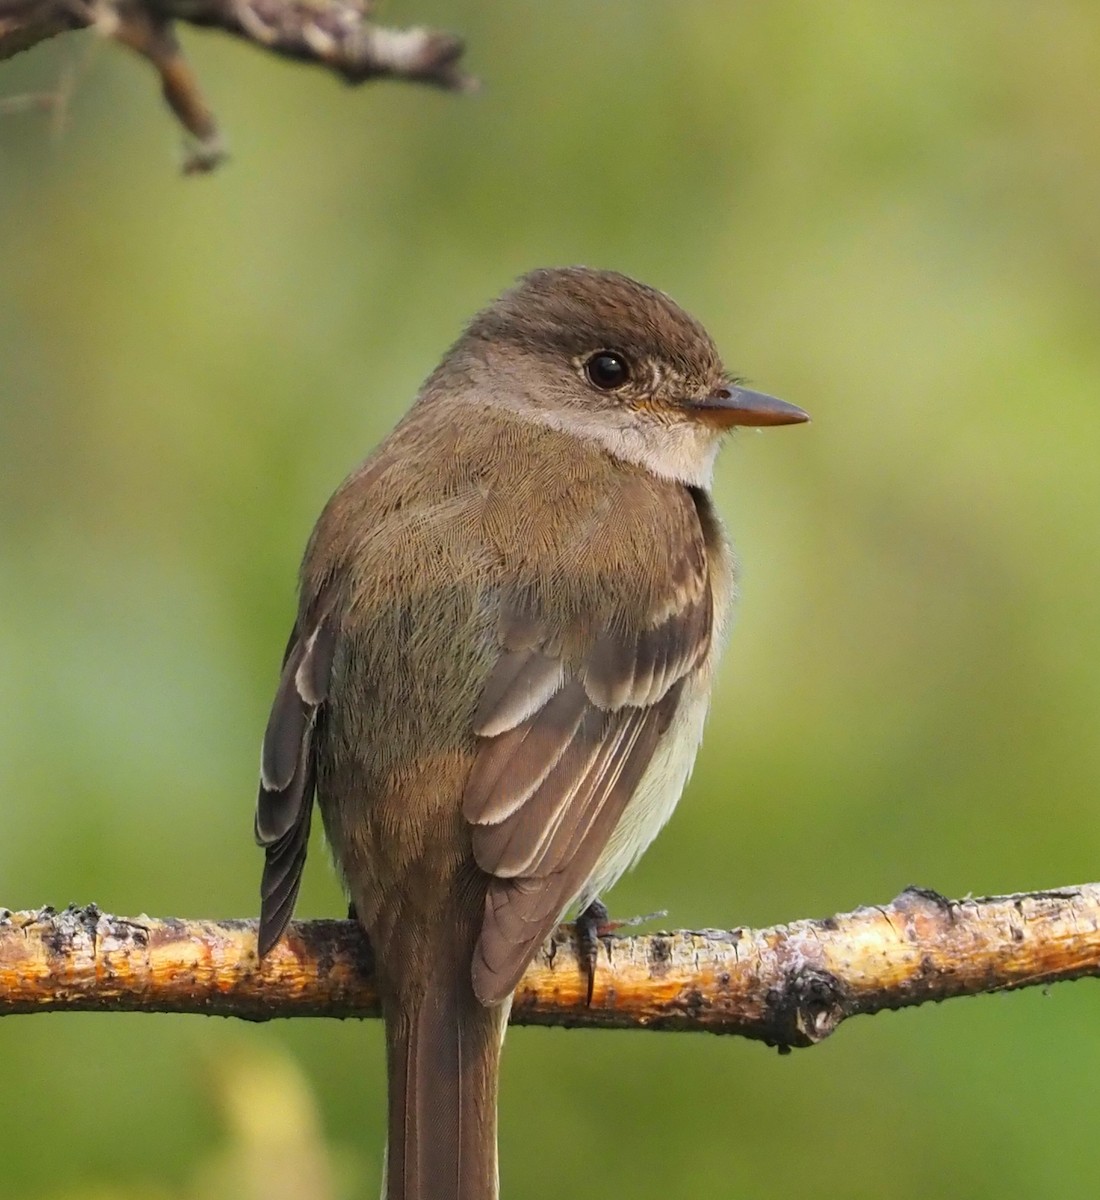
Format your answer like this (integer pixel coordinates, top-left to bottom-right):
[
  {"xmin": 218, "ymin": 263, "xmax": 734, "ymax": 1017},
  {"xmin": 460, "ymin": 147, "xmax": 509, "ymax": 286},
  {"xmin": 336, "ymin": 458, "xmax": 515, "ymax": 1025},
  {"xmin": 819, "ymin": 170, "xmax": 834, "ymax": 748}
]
[
  {"xmin": 820, "ymin": 917, "xmax": 839, "ymax": 931},
  {"xmin": 678, "ymin": 987, "xmax": 705, "ymax": 1019},
  {"xmin": 114, "ymin": 918, "xmax": 149, "ymax": 947},
  {"xmin": 648, "ymin": 937, "xmax": 672, "ymax": 976},
  {"xmin": 1011, "ymin": 925, "xmax": 1024, "ymax": 943},
  {"xmin": 763, "ymin": 967, "xmax": 848, "ymax": 1049},
  {"xmin": 316, "ymin": 937, "xmax": 337, "ymax": 979},
  {"xmin": 896, "ymin": 885, "xmax": 952, "ymax": 914},
  {"xmin": 44, "ymin": 913, "xmax": 68, "ymax": 957}
]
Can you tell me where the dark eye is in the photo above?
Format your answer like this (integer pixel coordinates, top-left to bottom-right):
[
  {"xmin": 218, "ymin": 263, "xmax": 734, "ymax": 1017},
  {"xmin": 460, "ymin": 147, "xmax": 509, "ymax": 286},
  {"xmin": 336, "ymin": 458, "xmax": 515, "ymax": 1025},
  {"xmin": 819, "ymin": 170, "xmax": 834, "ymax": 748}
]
[{"xmin": 584, "ymin": 351, "xmax": 631, "ymax": 391}]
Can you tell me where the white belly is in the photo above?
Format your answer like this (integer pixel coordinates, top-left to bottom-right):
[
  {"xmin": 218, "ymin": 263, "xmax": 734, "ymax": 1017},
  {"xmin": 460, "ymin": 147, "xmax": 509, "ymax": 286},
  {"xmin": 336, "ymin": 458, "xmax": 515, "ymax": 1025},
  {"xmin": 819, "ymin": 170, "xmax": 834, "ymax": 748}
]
[{"xmin": 579, "ymin": 676, "xmax": 712, "ymax": 906}]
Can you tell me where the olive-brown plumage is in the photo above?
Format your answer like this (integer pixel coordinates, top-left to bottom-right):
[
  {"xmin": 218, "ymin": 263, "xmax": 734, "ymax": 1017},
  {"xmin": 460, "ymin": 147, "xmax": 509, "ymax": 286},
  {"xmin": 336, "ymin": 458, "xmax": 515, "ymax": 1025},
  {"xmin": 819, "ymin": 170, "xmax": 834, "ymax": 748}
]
[{"xmin": 255, "ymin": 267, "xmax": 807, "ymax": 1200}]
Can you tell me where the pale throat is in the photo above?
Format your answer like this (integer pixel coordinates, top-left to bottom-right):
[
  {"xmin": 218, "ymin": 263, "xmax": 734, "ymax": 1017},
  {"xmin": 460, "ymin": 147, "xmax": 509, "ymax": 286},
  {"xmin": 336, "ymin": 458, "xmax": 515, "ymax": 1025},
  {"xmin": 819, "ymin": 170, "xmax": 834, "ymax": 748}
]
[{"xmin": 483, "ymin": 392, "xmax": 723, "ymax": 488}]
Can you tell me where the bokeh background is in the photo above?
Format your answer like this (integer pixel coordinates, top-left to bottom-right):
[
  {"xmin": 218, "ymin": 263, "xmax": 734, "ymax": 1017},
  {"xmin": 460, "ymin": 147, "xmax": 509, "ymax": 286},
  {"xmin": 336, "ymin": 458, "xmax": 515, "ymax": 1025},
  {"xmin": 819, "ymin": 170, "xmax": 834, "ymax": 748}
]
[{"xmin": 3, "ymin": 2, "xmax": 1100, "ymax": 1197}]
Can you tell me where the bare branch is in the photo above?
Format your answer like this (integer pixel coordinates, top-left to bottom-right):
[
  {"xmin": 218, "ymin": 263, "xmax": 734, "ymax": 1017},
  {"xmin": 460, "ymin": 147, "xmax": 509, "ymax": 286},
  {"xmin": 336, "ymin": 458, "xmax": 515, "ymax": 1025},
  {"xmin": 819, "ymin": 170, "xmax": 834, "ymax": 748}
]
[
  {"xmin": 3, "ymin": 883, "xmax": 1099, "ymax": 1046},
  {"xmin": 0, "ymin": 0, "xmax": 474, "ymax": 171}
]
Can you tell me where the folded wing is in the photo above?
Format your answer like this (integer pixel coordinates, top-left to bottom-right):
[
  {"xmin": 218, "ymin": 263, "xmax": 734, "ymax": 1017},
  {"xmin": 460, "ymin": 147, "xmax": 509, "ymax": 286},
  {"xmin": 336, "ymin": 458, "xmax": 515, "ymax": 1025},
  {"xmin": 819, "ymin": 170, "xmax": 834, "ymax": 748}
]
[
  {"xmin": 255, "ymin": 611, "xmax": 337, "ymax": 956},
  {"xmin": 464, "ymin": 526, "xmax": 713, "ymax": 1005}
]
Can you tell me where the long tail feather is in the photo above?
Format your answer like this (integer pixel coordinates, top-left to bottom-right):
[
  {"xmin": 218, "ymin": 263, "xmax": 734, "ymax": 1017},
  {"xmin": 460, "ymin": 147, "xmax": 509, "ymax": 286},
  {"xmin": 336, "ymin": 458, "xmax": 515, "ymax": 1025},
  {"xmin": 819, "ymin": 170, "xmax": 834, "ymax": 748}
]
[{"xmin": 382, "ymin": 970, "xmax": 508, "ymax": 1200}]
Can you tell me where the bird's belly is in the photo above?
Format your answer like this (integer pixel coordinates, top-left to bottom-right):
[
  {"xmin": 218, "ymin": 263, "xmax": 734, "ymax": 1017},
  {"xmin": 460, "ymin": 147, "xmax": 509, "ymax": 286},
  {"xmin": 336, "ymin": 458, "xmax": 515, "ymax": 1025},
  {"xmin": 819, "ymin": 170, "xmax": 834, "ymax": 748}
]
[{"xmin": 579, "ymin": 679, "xmax": 711, "ymax": 906}]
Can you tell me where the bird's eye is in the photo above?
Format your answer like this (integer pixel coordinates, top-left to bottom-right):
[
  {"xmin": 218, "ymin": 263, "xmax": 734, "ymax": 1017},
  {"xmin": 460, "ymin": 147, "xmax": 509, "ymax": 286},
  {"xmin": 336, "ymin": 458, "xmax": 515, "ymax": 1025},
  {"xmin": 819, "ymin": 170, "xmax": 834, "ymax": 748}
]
[{"xmin": 584, "ymin": 351, "xmax": 631, "ymax": 391}]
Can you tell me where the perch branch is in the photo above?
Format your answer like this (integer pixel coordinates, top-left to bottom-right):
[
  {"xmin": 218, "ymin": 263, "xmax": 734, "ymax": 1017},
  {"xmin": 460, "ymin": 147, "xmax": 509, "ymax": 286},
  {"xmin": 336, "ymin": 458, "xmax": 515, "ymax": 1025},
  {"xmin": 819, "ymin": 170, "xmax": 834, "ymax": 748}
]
[
  {"xmin": 0, "ymin": 0, "xmax": 474, "ymax": 171},
  {"xmin": 3, "ymin": 883, "xmax": 1099, "ymax": 1047}
]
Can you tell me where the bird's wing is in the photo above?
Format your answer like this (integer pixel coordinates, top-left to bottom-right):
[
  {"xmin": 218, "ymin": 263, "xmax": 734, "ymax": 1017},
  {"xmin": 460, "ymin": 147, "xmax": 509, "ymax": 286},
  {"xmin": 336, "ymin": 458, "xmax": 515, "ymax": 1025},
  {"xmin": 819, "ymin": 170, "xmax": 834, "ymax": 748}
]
[
  {"xmin": 254, "ymin": 590, "xmax": 339, "ymax": 956},
  {"xmin": 465, "ymin": 482, "xmax": 714, "ymax": 1005}
]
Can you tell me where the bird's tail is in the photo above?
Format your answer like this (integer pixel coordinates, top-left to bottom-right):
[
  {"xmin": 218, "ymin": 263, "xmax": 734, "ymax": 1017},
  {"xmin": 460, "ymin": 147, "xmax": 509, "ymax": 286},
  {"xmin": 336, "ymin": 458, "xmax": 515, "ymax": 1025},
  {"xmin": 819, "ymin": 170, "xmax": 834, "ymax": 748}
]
[{"xmin": 382, "ymin": 964, "xmax": 509, "ymax": 1200}]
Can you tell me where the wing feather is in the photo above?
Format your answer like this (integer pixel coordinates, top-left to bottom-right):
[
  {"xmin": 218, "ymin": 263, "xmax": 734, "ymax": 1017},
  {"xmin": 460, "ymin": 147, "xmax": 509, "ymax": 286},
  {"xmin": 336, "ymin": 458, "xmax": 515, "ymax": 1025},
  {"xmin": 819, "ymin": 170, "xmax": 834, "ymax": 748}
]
[
  {"xmin": 255, "ymin": 606, "xmax": 337, "ymax": 956},
  {"xmin": 463, "ymin": 682, "xmax": 588, "ymax": 826},
  {"xmin": 473, "ymin": 648, "xmax": 564, "ymax": 738},
  {"xmin": 471, "ymin": 686, "xmax": 682, "ymax": 1003},
  {"xmin": 466, "ymin": 526, "xmax": 710, "ymax": 1006}
]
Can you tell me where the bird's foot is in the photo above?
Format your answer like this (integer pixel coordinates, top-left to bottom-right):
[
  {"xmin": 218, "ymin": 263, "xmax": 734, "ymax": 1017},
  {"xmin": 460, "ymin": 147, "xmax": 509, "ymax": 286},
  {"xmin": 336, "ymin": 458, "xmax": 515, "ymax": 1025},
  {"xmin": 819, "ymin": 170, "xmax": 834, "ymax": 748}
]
[
  {"xmin": 573, "ymin": 902, "xmax": 668, "ymax": 1006},
  {"xmin": 574, "ymin": 899, "xmax": 609, "ymax": 1007}
]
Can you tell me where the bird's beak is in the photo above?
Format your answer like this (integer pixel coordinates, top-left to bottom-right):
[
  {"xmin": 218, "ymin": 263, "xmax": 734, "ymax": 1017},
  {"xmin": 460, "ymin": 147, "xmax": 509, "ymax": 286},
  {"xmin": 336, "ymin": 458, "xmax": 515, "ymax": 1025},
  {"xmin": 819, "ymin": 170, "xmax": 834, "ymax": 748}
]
[{"xmin": 685, "ymin": 385, "xmax": 810, "ymax": 429}]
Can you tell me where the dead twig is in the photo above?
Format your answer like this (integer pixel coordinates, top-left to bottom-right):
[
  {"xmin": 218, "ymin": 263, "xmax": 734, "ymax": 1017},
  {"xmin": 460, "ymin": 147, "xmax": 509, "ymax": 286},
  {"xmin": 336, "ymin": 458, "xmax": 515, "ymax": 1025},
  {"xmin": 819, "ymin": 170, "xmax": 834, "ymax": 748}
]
[
  {"xmin": 0, "ymin": 0, "xmax": 475, "ymax": 171},
  {"xmin": 3, "ymin": 883, "xmax": 1098, "ymax": 1047}
]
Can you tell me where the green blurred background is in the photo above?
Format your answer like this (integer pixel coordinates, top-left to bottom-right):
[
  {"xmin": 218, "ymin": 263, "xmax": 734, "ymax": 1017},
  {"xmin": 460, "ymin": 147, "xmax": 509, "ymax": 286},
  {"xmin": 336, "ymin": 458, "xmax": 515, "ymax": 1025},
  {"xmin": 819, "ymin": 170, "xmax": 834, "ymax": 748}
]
[{"xmin": 3, "ymin": 1, "xmax": 1100, "ymax": 1196}]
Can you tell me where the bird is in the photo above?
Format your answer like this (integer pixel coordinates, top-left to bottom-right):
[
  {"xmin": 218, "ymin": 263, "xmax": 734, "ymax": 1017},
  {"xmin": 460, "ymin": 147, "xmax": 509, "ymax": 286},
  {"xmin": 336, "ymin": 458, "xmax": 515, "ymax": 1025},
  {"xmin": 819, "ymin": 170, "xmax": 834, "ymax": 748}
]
[{"xmin": 254, "ymin": 266, "xmax": 808, "ymax": 1200}]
